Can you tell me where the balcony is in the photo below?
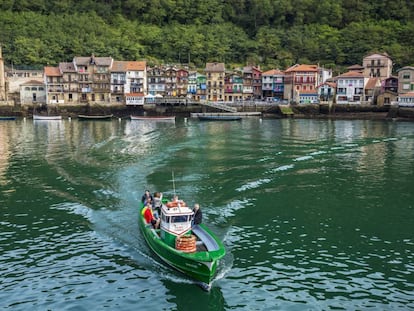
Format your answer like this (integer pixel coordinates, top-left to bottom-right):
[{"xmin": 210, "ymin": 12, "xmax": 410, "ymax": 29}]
[
  {"xmin": 112, "ymin": 79, "xmax": 126, "ymax": 84},
  {"xmin": 366, "ymin": 63, "xmax": 385, "ymax": 68}
]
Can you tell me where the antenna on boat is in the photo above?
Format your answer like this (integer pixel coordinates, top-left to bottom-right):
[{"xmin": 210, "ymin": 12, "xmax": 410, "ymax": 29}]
[{"xmin": 172, "ymin": 171, "xmax": 176, "ymax": 196}]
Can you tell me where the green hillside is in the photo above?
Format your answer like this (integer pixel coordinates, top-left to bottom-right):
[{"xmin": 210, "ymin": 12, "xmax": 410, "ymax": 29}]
[{"xmin": 1, "ymin": 0, "xmax": 413, "ymax": 71}]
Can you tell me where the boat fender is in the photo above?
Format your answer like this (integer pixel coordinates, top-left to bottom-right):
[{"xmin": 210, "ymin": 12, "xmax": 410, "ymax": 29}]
[{"xmin": 166, "ymin": 200, "xmax": 186, "ymax": 208}]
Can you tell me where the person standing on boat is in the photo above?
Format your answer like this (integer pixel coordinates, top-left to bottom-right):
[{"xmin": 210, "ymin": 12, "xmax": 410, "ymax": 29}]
[
  {"xmin": 141, "ymin": 190, "xmax": 153, "ymax": 205},
  {"xmin": 192, "ymin": 203, "xmax": 202, "ymax": 226},
  {"xmin": 153, "ymin": 192, "xmax": 163, "ymax": 217}
]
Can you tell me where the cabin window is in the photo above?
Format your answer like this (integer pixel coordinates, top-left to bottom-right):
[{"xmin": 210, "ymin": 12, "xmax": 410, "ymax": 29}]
[
  {"xmin": 161, "ymin": 213, "xmax": 170, "ymax": 223},
  {"xmin": 171, "ymin": 215, "xmax": 188, "ymax": 223}
]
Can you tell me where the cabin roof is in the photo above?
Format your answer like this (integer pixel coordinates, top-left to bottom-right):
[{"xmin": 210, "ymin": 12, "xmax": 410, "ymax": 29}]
[{"xmin": 162, "ymin": 205, "xmax": 194, "ymax": 216}]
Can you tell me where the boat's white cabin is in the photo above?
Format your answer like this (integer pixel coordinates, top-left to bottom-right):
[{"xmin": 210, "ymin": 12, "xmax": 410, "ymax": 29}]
[{"xmin": 160, "ymin": 204, "xmax": 194, "ymax": 236}]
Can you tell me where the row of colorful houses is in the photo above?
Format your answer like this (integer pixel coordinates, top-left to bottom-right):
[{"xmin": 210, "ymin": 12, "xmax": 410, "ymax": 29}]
[{"xmin": 1, "ymin": 47, "xmax": 414, "ymax": 107}]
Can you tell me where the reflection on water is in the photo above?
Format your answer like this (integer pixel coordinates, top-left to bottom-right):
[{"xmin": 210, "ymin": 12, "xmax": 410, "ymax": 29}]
[{"xmin": 0, "ymin": 118, "xmax": 413, "ymax": 310}]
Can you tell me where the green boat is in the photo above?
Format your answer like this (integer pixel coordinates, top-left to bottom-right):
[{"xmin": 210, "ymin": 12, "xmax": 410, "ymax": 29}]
[{"xmin": 138, "ymin": 198, "xmax": 226, "ymax": 290}]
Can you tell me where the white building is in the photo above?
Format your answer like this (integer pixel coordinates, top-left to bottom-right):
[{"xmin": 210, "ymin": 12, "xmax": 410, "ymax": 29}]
[
  {"xmin": 398, "ymin": 92, "xmax": 414, "ymax": 107},
  {"xmin": 111, "ymin": 60, "xmax": 147, "ymax": 105},
  {"xmin": 19, "ymin": 80, "xmax": 46, "ymax": 105},
  {"xmin": 336, "ymin": 71, "xmax": 368, "ymax": 104}
]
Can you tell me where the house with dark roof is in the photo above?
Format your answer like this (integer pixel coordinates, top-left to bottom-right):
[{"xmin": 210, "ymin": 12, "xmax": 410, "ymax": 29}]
[
  {"xmin": 147, "ymin": 66, "xmax": 166, "ymax": 97},
  {"xmin": 73, "ymin": 55, "xmax": 113, "ymax": 104}
]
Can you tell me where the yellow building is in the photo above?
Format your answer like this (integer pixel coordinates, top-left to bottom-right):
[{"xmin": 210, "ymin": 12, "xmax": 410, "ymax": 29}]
[{"xmin": 205, "ymin": 62, "xmax": 225, "ymax": 101}]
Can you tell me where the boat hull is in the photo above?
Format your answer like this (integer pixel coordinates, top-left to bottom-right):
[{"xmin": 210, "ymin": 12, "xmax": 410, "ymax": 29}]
[
  {"xmin": 33, "ymin": 115, "xmax": 62, "ymax": 120},
  {"xmin": 0, "ymin": 116, "xmax": 16, "ymax": 120},
  {"xmin": 138, "ymin": 204, "xmax": 225, "ymax": 286},
  {"xmin": 131, "ymin": 115, "xmax": 175, "ymax": 121},
  {"xmin": 78, "ymin": 114, "xmax": 113, "ymax": 120},
  {"xmin": 198, "ymin": 115, "xmax": 241, "ymax": 121}
]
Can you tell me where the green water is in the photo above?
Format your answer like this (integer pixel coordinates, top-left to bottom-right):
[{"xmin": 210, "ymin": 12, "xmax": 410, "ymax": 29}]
[{"xmin": 0, "ymin": 118, "xmax": 413, "ymax": 310}]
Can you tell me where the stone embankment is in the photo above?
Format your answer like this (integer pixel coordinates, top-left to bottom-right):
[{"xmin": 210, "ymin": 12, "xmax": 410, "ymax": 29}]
[{"xmin": 1, "ymin": 101, "xmax": 414, "ymax": 120}]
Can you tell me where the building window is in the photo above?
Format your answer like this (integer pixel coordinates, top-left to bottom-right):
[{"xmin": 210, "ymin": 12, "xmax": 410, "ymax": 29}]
[{"xmin": 403, "ymin": 73, "xmax": 410, "ymax": 79}]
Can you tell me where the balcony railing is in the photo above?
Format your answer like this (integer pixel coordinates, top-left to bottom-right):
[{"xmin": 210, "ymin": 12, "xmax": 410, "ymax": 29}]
[{"xmin": 366, "ymin": 63, "xmax": 385, "ymax": 68}]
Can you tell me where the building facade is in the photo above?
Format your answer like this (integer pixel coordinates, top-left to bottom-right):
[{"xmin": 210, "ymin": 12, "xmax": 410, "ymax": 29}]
[
  {"xmin": 336, "ymin": 71, "xmax": 367, "ymax": 104},
  {"xmin": 19, "ymin": 80, "xmax": 46, "ymax": 105},
  {"xmin": 398, "ymin": 92, "xmax": 414, "ymax": 107},
  {"xmin": 0, "ymin": 46, "xmax": 5, "ymax": 101},
  {"xmin": 147, "ymin": 66, "xmax": 166, "ymax": 96},
  {"xmin": 205, "ymin": 62, "xmax": 225, "ymax": 101},
  {"xmin": 397, "ymin": 66, "xmax": 414, "ymax": 95},
  {"xmin": 362, "ymin": 53, "xmax": 393, "ymax": 79},
  {"xmin": 224, "ymin": 73, "xmax": 243, "ymax": 102},
  {"xmin": 284, "ymin": 64, "xmax": 319, "ymax": 103},
  {"xmin": 262, "ymin": 69, "xmax": 284, "ymax": 100},
  {"xmin": 44, "ymin": 66, "xmax": 64, "ymax": 104}
]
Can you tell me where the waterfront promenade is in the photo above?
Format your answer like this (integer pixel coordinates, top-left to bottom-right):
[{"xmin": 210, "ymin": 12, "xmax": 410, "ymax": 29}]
[{"xmin": 0, "ymin": 99, "xmax": 412, "ymax": 120}]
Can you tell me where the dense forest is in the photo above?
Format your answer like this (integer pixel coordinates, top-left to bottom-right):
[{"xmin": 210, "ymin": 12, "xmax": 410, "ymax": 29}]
[{"xmin": 1, "ymin": 0, "xmax": 414, "ymax": 72}]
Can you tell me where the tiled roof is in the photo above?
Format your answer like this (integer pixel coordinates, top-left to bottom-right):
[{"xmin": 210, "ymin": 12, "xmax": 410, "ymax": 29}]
[
  {"xmin": 44, "ymin": 66, "xmax": 61, "ymax": 76},
  {"xmin": 347, "ymin": 64, "xmax": 364, "ymax": 71},
  {"xmin": 59, "ymin": 62, "xmax": 76, "ymax": 72},
  {"xmin": 20, "ymin": 80, "xmax": 44, "ymax": 86},
  {"xmin": 111, "ymin": 61, "xmax": 147, "ymax": 72},
  {"xmin": 262, "ymin": 69, "xmax": 284, "ymax": 76},
  {"xmin": 363, "ymin": 52, "xmax": 391, "ymax": 59},
  {"xmin": 317, "ymin": 82, "xmax": 336, "ymax": 88},
  {"xmin": 127, "ymin": 61, "xmax": 146, "ymax": 71},
  {"xmin": 205, "ymin": 62, "xmax": 225, "ymax": 72},
  {"xmin": 365, "ymin": 78, "xmax": 380, "ymax": 89},
  {"xmin": 399, "ymin": 92, "xmax": 414, "ymax": 97},
  {"xmin": 74, "ymin": 55, "xmax": 113, "ymax": 67},
  {"xmin": 337, "ymin": 71, "xmax": 365, "ymax": 78},
  {"xmin": 285, "ymin": 64, "xmax": 318, "ymax": 72},
  {"xmin": 243, "ymin": 65, "xmax": 262, "ymax": 73},
  {"xmin": 396, "ymin": 66, "xmax": 414, "ymax": 72},
  {"xmin": 111, "ymin": 61, "xmax": 127, "ymax": 72}
]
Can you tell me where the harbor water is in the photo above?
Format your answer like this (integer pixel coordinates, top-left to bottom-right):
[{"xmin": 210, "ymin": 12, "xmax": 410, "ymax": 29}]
[{"xmin": 0, "ymin": 117, "xmax": 413, "ymax": 310}]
